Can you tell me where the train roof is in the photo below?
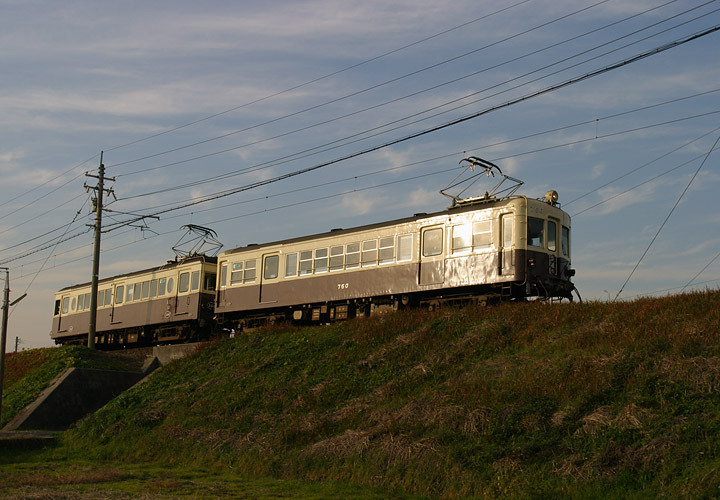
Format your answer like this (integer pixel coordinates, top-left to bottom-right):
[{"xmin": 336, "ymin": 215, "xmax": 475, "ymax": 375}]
[
  {"xmin": 56, "ymin": 254, "xmax": 217, "ymax": 293},
  {"xmin": 221, "ymin": 195, "xmax": 559, "ymax": 257}
]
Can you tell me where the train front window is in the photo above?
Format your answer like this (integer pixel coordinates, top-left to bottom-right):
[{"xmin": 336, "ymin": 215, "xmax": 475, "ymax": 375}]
[
  {"xmin": 562, "ymin": 226, "xmax": 570, "ymax": 258},
  {"xmin": 547, "ymin": 220, "xmax": 557, "ymax": 252},
  {"xmin": 191, "ymin": 271, "xmax": 200, "ymax": 291},
  {"xmin": 527, "ymin": 217, "xmax": 544, "ymax": 248}
]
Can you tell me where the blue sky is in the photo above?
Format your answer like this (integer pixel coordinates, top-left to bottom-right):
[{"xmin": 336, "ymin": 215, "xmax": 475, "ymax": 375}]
[{"xmin": 1, "ymin": 0, "xmax": 719, "ymax": 349}]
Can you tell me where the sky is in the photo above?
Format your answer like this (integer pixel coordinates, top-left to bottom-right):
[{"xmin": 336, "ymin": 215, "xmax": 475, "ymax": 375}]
[{"xmin": 1, "ymin": 0, "xmax": 719, "ymax": 350}]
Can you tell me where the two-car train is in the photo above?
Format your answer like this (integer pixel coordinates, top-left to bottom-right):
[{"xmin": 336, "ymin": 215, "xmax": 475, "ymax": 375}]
[{"xmin": 51, "ymin": 190, "xmax": 576, "ymax": 348}]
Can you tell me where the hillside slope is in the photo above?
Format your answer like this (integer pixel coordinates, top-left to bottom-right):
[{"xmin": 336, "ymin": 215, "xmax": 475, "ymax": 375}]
[{"xmin": 60, "ymin": 291, "xmax": 720, "ymax": 498}]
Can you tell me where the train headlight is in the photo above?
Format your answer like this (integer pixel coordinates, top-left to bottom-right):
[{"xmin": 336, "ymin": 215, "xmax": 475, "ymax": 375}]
[{"xmin": 545, "ymin": 190, "xmax": 559, "ymax": 205}]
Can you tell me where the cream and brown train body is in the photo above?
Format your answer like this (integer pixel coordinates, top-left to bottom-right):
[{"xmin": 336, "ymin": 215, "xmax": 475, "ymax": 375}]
[{"xmin": 51, "ymin": 195, "xmax": 575, "ymax": 348}]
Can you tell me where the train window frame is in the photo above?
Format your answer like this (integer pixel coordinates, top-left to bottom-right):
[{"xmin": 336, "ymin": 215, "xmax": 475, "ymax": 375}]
[
  {"xmin": 346, "ymin": 242, "xmax": 360, "ymax": 269},
  {"xmin": 299, "ymin": 251, "xmax": 313, "ymax": 276},
  {"xmin": 329, "ymin": 245, "xmax": 344, "ymax": 271},
  {"xmin": 84, "ymin": 293, "xmax": 91, "ymax": 309},
  {"xmin": 142, "ymin": 281, "xmax": 150, "ymax": 299},
  {"xmin": 264, "ymin": 255, "xmax": 279, "ymax": 280},
  {"xmin": 71, "ymin": 297, "xmax": 76, "ymax": 312},
  {"xmin": 159, "ymin": 278, "xmax": 167, "ymax": 296},
  {"xmin": 133, "ymin": 283, "xmax": 142, "ymax": 301},
  {"xmin": 452, "ymin": 225, "xmax": 471, "ymax": 254},
  {"xmin": 54, "ymin": 299, "xmax": 61, "ymax": 316},
  {"xmin": 77, "ymin": 294, "xmax": 85, "ymax": 311},
  {"xmin": 397, "ymin": 234, "xmax": 412, "ymax": 262},
  {"xmin": 314, "ymin": 248, "xmax": 328, "ymax": 274},
  {"xmin": 562, "ymin": 226, "xmax": 570, "ymax": 258},
  {"xmin": 179, "ymin": 272, "xmax": 190, "ymax": 293},
  {"xmin": 422, "ymin": 227, "xmax": 443, "ymax": 257},
  {"xmin": 362, "ymin": 239, "xmax": 378, "ymax": 267},
  {"xmin": 62, "ymin": 297, "xmax": 69, "ymax": 314},
  {"xmin": 230, "ymin": 262, "xmax": 244, "ymax": 285},
  {"xmin": 285, "ymin": 253, "xmax": 298, "ymax": 277},
  {"xmin": 115, "ymin": 286, "xmax": 124, "ymax": 305},
  {"xmin": 472, "ymin": 220, "xmax": 492, "ymax": 248},
  {"xmin": 244, "ymin": 260, "xmax": 257, "ymax": 283},
  {"xmin": 527, "ymin": 217, "xmax": 544, "ymax": 248},
  {"xmin": 150, "ymin": 280, "xmax": 158, "ymax": 298},
  {"xmin": 547, "ymin": 220, "xmax": 557, "ymax": 252},
  {"xmin": 191, "ymin": 271, "xmax": 200, "ymax": 291},
  {"xmin": 126, "ymin": 284, "xmax": 134, "ymax": 302},
  {"xmin": 379, "ymin": 237, "xmax": 394, "ymax": 264},
  {"xmin": 167, "ymin": 277, "xmax": 174, "ymax": 294}
]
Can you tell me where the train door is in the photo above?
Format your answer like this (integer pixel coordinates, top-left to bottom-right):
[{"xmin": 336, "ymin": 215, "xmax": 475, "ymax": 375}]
[
  {"xmin": 259, "ymin": 253, "xmax": 280, "ymax": 304},
  {"xmin": 55, "ymin": 294, "xmax": 71, "ymax": 332},
  {"xmin": 419, "ymin": 225, "xmax": 445, "ymax": 285},
  {"xmin": 499, "ymin": 213, "xmax": 514, "ymax": 276},
  {"xmin": 175, "ymin": 271, "xmax": 191, "ymax": 315},
  {"xmin": 217, "ymin": 261, "xmax": 228, "ymax": 307},
  {"xmin": 111, "ymin": 282, "xmax": 125, "ymax": 324}
]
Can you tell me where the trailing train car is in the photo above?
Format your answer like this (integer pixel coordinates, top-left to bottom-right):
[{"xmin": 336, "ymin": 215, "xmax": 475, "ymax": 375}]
[
  {"xmin": 214, "ymin": 193, "xmax": 575, "ymax": 330},
  {"xmin": 51, "ymin": 255, "xmax": 217, "ymax": 348}
]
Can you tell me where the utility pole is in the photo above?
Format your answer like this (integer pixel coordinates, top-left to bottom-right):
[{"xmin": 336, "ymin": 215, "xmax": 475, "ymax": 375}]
[
  {"xmin": 0, "ymin": 268, "xmax": 9, "ymax": 424},
  {"xmin": 85, "ymin": 152, "xmax": 114, "ymax": 350}
]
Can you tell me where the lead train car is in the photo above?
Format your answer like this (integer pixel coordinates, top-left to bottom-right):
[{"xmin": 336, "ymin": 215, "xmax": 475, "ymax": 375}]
[
  {"xmin": 51, "ymin": 255, "xmax": 217, "ymax": 348},
  {"xmin": 215, "ymin": 195, "xmax": 575, "ymax": 330}
]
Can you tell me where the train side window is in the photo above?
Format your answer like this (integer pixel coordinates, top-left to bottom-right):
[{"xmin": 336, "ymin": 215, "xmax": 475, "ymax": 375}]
[
  {"xmin": 71, "ymin": 297, "xmax": 76, "ymax": 311},
  {"xmin": 562, "ymin": 226, "xmax": 570, "ymax": 258},
  {"xmin": 329, "ymin": 246, "xmax": 344, "ymax": 271},
  {"xmin": 264, "ymin": 255, "xmax": 279, "ymax": 280},
  {"xmin": 78, "ymin": 294, "xmax": 85, "ymax": 311},
  {"xmin": 127, "ymin": 285, "xmax": 134, "ymax": 302},
  {"xmin": 452, "ymin": 225, "xmax": 471, "ymax": 253},
  {"xmin": 397, "ymin": 234, "xmax": 412, "ymax": 262},
  {"xmin": 220, "ymin": 263, "xmax": 228, "ymax": 287},
  {"xmin": 244, "ymin": 260, "xmax": 256, "ymax": 283},
  {"xmin": 179, "ymin": 272, "xmax": 190, "ymax": 293},
  {"xmin": 547, "ymin": 220, "xmax": 557, "ymax": 252},
  {"xmin": 191, "ymin": 271, "xmax": 200, "ymax": 291},
  {"xmin": 299, "ymin": 251, "xmax": 313, "ymax": 275},
  {"xmin": 231, "ymin": 262, "xmax": 243, "ymax": 284},
  {"xmin": 105, "ymin": 289, "xmax": 113, "ymax": 306},
  {"xmin": 142, "ymin": 281, "xmax": 150, "ymax": 299},
  {"xmin": 205, "ymin": 273, "xmax": 216, "ymax": 291},
  {"xmin": 422, "ymin": 228, "xmax": 443, "ymax": 257},
  {"xmin": 285, "ymin": 253, "xmax": 298, "ymax": 277},
  {"xmin": 54, "ymin": 299, "xmax": 61, "ymax": 316},
  {"xmin": 159, "ymin": 278, "xmax": 167, "ymax": 296},
  {"xmin": 527, "ymin": 217, "xmax": 543, "ymax": 248},
  {"xmin": 134, "ymin": 283, "xmax": 142, "ymax": 301},
  {"xmin": 62, "ymin": 297, "xmax": 69, "ymax": 314},
  {"xmin": 150, "ymin": 280, "xmax": 158, "ymax": 298},
  {"xmin": 346, "ymin": 243, "xmax": 360, "ymax": 269},
  {"xmin": 379, "ymin": 237, "xmax": 394, "ymax": 264},
  {"xmin": 362, "ymin": 239, "xmax": 377, "ymax": 267},
  {"xmin": 473, "ymin": 220, "xmax": 492, "ymax": 248},
  {"xmin": 167, "ymin": 278, "xmax": 174, "ymax": 293},
  {"xmin": 84, "ymin": 293, "xmax": 91, "ymax": 308},
  {"xmin": 314, "ymin": 248, "xmax": 328, "ymax": 273},
  {"xmin": 115, "ymin": 286, "xmax": 124, "ymax": 305}
]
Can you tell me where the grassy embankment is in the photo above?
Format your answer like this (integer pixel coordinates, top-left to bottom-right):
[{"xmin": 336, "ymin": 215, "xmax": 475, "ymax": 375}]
[{"xmin": 3, "ymin": 291, "xmax": 720, "ymax": 498}]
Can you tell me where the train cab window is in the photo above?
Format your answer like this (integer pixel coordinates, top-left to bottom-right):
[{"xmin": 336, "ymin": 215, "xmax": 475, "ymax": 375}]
[
  {"xmin": 179, "ymin": 272, "xmax": 190, "ymax": 293},
  {"xmin": 231, "ymin": 263, "xmax": 243, "ymax": 284},
  {"xmin": 244, "ymin": 260, "xmax": 256, "ymax": 283},
  {"xmin": 127, "ymin": 285, "xmax": 134, "ymax": 302},
  {"xmin": 191, "ymin": 271, "xmax": 200, "ymax": 291},
  {"xmin": 423, "ymin": 228, "xmax": 443, "ymax": 257},
  {"xmin": 452, "ymin": 225, "xmax": 471, "ymax": 254},
  {"xmin": 264, "ymin": 255, "xmax": 279, "ymax": 280},
  {"xmin": 159, "ymin": 278, "xmax": 167, "ymax": 296},
  {"xmin": 397, "ymin": 234, "xmax": 413, "ymax": 262},
  {"xmin": 54, "ymin": 299, "xmax": 61, "ymax": 316},
  {"xmin": 285, "ymin": 253, "xmax": 298, "ymax": 277},
  {"xmin": 62, "ymin": 297, "xmax": 69, "ymax": 314},
  {"xmin": 314, "ymin": 248, "xmax": 328, "ymax": 273},
  {"xmin": 362, "ymin": 239, "xmax": 378, "ymax": 267},
  {"xmin": 150, "ymin": 280, "xmax": 158, "ymax": 298},
  {"xmin": 527, "ymin": 217, "xmax": 544, "ymax": 248},
  {"xmin": 167, "ymin": 278, "xmax": 174, "ymax": 293},
  {"xmin": 562, "ymin": 226, "xmax": 570, "ymax": 258},
  {"xmin": 71, "ymin": 298, "xmax": 76, "ymax": 311},
  {"xmin": 473, "ymin": 221, "xmax": 492, "ymax": 248},
  {"xmin": 547, "ymin": 220, "xmax": 557, "ymax": 252},
  {"xmin": 77, "ymin": 294, "xmax": 85, "ymax": 311},
  {"xmin": 115, "ymin": 286, "xmax": 124, "ymax": 305},
  {"xmin": 204, "ymin": 273, "xmax": 216, "ymax": 291},
  {"xmin": 379, "ymin": 237, "xmax": 394, "ymax": 264},
  {"xmin": 346, "ymin": 243, "xmax": 360, "ymax": 269},
  {"xmin": 142, "ymin": 281, "xmax": 150, "ymax": 299},
  {"xmin": 299, "ymin": 251, "xmax": 313, "ymax": 275},
  {"xmin": 329, "ymin": 246, "xmax": 344, "ymax": 271}
]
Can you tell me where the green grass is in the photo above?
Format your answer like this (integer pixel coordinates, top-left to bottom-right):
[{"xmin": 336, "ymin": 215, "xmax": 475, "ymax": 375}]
[{"xmin": 3, "ymin": 290, "xmax": 720, "ymax": 498}]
